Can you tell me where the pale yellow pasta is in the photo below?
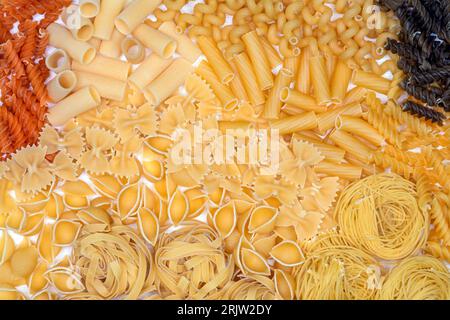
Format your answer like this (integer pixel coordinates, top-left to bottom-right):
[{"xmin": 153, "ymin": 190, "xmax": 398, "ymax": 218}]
[
  {"xmin": 315, "ymin": 160, "xmax": 363, "ymax": 180},
  {"xmin": 79, "ymin": 0, "xmax": 100, "ymax": 18},
  {"xmin": 71, "ymin": 16, "xmax": 94, "ymax": 41},
  {"xmin": 144, "ymin": 58, "xmax": 193, "ymax": 105},
  {"xmin": 115, "ymin": 0, "xmax": 162, "ymax": 35},
  {"xmin": 94, "ymin": 0, "xmax": 126, "ymax": 40},
  {"xmin": 352, "ymin": 70, "xmax": 391, "ymax": 94},
  {"xmin": 158, "ymin": 21, "xmax": 202, "ymax": 63},
  {"xmin": 232, "ymin": 52, "xmax": 265, "ymax": 106},
  {"xmin": 310, "ymin": 55, "xmax": 331, "ymax": 105},
  {"xmin": 48, "ymin": 23, "xmax": 96, "ymax": 64},
  {"xmin": 336, "ymin": 115, "xmax": 386, "ymax": 147},
  {"xmin": 280, "ymin": 88, "xmax": 327, "ymax": 113},
  {"xmin": 270, "ymin": 112, "xmax": 318, "ymax": 135},
  {"xmin": 259, "ymin": 36, "xmax": 283, "ymax": 70},
  {"xmin": 329, "ymin": 130, "xmax": 372, "ymax": 163},
  {"xmin": 128, "ymin": 54, "xmax": 172, "ymax": 90},
  {"xmin": 74, "ymin": 71, "xmax": 127, "ymax": 101},
  {"xmin": 296, "ymin": 46, "xmax": 311, "ymax": 94},
  {"xmin": 330, "ymin": 59, "xmax": 353, "ymax": 104},
  {"xmin": 99, "ymin": 29, "xmax": 125, "ymax": 58},
  {"xmin": 133, "ymin": 24, "xmax": 177, "ymax": 59},
  {"xmin": 72, "ymin": 54, "xmax": 131, "ymax": 82},
  {"xmin": 344, "ymin": 87, "xmax": 368, "ymax": 105},
  {"xmin": 88, "ymin": 37, "xmax": 102, "ymax": 51},
  {"xmin": 196, "ymin": 61, "xmax": 238, "ymax": 110},
  {"xmin": 264, "ymin": 69, "xmax": 293, "ymax": 119},
  {"xmin": 48, "ymin": 86, "xmax": 101, "ymax": 126},
  {"xmin": 242, "ymin": 31, "xmax": 273, "ymax": 90},
  {"xmin": 228, "ymin": 60, "xmax": 249, "ymax": 102},
  {"xmin": 317, "ymin": 102, "xmax": 363, "ymax": 132},
  {"xmin": 45, "ymin": 49, "xmax": 70, "ymax": 73},
  {"xmin": 197, "ymin": 36, "xmax": 235, "ymax": 84},
  {"xmin": 121, "ymin": 37, "xmax": 145, "ymax": 64},
  {"xmin": 47, "ymin": 70, "xmax": 77, "ymax": 103}
]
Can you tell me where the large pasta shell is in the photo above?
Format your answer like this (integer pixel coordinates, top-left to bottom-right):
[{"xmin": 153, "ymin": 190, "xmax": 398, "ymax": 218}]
[
  {"xmin": 20, "ymin": 212, "xmax": 45, "ymax": 236},
  {"xmin": 10, "ymin": 246, "xmax": 38, "ymax": 278},
  {"xmin": 274, "ymin": 226, "xmax": 297, "ymax": 242},
  {"xmin": 224, "ymin": 229, "xmax": 241, "ymax": 254},
  {"xmin": 32, "ymin": 290, "xmax": 58, "ymax": 300},
  {"xmin": 28, "ymin": 261, "xmax": 49, "ymax": 294},
  {"xmin": 117, "ymin": 182, "xmax": 142, "ymax": 220},
  {"xmin": 185, "ymin": 188, "xmax": 208, "ymax": 218},
  {"xmin": 145, "ymin": 134, "xmax": 173, "ymax": 155},
  {"xmin": 90, "ymin": 174, "xmax": 122, "ymax": 199},
  {"xmin": 17, "ymin": 192, "xmax": 49, "ymax": 214},
  {"xmin": 52, "ymin": 219, "xmax": 82, "ymax": 247},
  {"xmin": 43, "ymin": 193, "xmax": 64, "ymax": 219},
  {"xmin": 142, "ymin": 146, "xmax": 165, "ymax": 182},
  {"xmin": 274, "ymin": 269, "xmax": 296, "ymax": 300},
  {"xmin": 61, "ymin": 180, "xmax": 95, "ymax": 196},
  {"xmin": 5, "ymin": 208, "xmax": 26, "ymax": 231},
  {"xmin": 241, "ymin": 248, "xmax": 271, "ymax": 276},
  {"xmin": 208, "ymin": 188, "xmax": 226, "ymax": 207},
  {"xmin": 0, "ymin": 261, "xmax": 25, "ymax": 286},
  {"xmin": 213, "ymin": 201, "xmax": 237, "ymax": 239},
  {"xmin": 37, "ymin": 224, "xmax": 61, "ymax": 264},
  {"xmin": 248, "ymin": 206, "xmax": 278, "ymax": 234},
  {"xmin": 252, "ymin": 232, "xmax": 278, "ymax": 258},
  {"xmin": 0, "ymin": 284, "xmax": 20, "ymax": 300},
  {"xmin": 0, "ymin": 230, "xmax": 15, "ymax": 265},
  {"xmin": 269, "ymin": 240, "xmax": 304, "ymax": 267},
  {"xmin": 137, "ymin": 208, "xmax": 159, "ymax": 246},
  {"xmin": 45, "ymin": 267, "xmax": 84, "ymax": 294},
  {"xmin": 0, "ymin": 215, "xmax": 6, "ymax": 228},
  {"xmin": 154, "ymin": 175, "xmax": 176, "ymax": 201},
  {"xmin": 77, "ymin": 207, "xmax": 111, "ymax": 227},
  {"xmin": 168, "ymin": 188, "xmax": 189, "ymax": 225}
]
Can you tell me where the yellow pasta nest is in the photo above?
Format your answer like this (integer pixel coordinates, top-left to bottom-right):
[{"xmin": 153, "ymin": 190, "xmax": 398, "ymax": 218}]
[
  {"xmin": 380, "ymin": 256, "xmax": 450, "ymax": 300},
  {"xmin": 69, "ymin": 219, "xmax": 155, "ymax": 300},
  {"xmin": 334, "ymin": 173, "xmax": 429, "ymax": 260},
  {"xmin": 154, "ymin": 222, "xmax": 234, "ymax": 299},
  {"xmin": 295, "ymin": 233, "xmax": 382, "ymax": 300}
]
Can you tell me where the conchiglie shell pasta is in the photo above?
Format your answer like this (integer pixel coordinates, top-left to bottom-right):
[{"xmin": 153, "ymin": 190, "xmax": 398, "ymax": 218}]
[
  {"xmin": 208, "ymin": 188, "xmax": 226, "ymax": 207},
  {"xmin": 0, "ymin": 261, "xmax": 25, "ymax": 286},
  {"xmin": 28, "ymin": 261, "xmax": 49, "ymax": 294},
  {"xmin": 17, "ymin": 192, "xmax": 49, "ymax": 214},
  {"xmin": 0, "ymin": 230, "xmax": 15, "ymax": 265},
  {"xmin": 52, "ymin": 220, "xmax": 82, "ymax": 246},
  {"xmin": 142, "ymin": 147, "xmax": 165, "ymax": 182},
  {"xmin": 90, "ymin": 174, "xmax": 122, "ymax": 199},
  {"xmin": 213, "ymin": 201, "xmax": 237, "ymax": 239},
  {"xmin": 274, "ymin": 269, "xmax": 296, "ymax": 300},
  {"xmin": 168, "ymin": 188, "xmax": 189, "ymax": 225},
  {"xmin": 10, "ymin": 246, "xmax": 38, "ymax": 278},
  {"xmin": 37, "ymin": 224, "xmax": 61, "ymax": 264},
  {"xmin": 252, "ymin": 233, "xmax": 278, "ymax": 258},
  {"xmin": 43, "ymin": 193, "xmax": 64, "ymax": 220},
  {"xmin": 145, "ymin": 135, "xmax": 172, "ymax": 155},
  {"xmin": 248, "ymin": 206, "xmax": 278, "ymax": 234},
  {"xmin": 45, "ymin": 267, "xmax": 85, "ymax": 294},
  {"xmin": 77, "ymin": 207, "xmax": 111, "ymax": 227},
  {"xmin": 270, "ymin": 240, "xmax": 305, "ymax": 267},
  {"xmin": 5, "ymin": 208, "xmax": 25, "ymax": 231},
  {"xmin": 20, "ymin": 213, "xmax": 45, "ymax": 236},
  {"xmin": 241, "ymin": 248, "xmax": 271, "ymax": 276},
  {"xmin": 154, "ymin": 175, "xmax": 176, "ymax": 201},
  {"xmin": 0, "ymin": 285, "xmax": 20, "ymax": 300},
  {"xmin": 117, "ymin": 182, "xmax": 142, "ymax": 220},
  {"xmin": 185, "ymin": 188, "xmax": 208, "ymax": 218},
  {"xmin": 137, "ymin": 208, "xmax": 159, "ymax": 245}
]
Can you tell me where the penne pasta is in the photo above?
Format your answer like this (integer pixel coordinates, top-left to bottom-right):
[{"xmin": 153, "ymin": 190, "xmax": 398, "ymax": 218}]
[
  {"xmin": 296, "ymin": 46, "xmax": 311, "ymax": 94},
  {"xmin": 310, "ymin": 55, "xmax": 331, "ymax": 105},
  {"xmin": 330, "ymin": 60, "xmax": 353, "ymax": 104},
  {"xmin": 264, "ymin": 69, "xmax": 293, "ymax": 119},
  {"xmin": 260, "ymin": 36, "xmax": 283, "ymax": 70},
  {"xmin": 232, "ymin": 52, "xmax": 266, "ymax": 106},
  {"xmin": 343, "ymin": 86, "xmax": 368, "ymax": 105},
  {"xmin": 280, "ymin": 88, "xmax": 328, "ymax": 113},
  {"xmin": 317, "ymin": 102, "xmax": 363, "ymax": 132},
  {"xmin": 329, "ymin": 130, "xmax": 373, "ymax": 163},
  {"xmin": 352, "ymin": 70, "xmax": 391, "ymax": 94},
  {"xmin": 242, "ymin": 31, "xmax": 274, "ymax": 90},
  {"xmin": 315, "ymin": 160, "xmax": 363, "ymax": 180},
  {"xmin": 270, "ymin": 111, "xmax": 318, "ymax": 135},
  {"xmin": 197, "ymin": 36, "xmax": 235, "ymax": 84},
  {"xmin": 336, "ymin": 115, "xmax": 386, "ymax": 147},
  {"xmin": 196, "ymin": 60, "xmax": 238, "ymax": 110}
]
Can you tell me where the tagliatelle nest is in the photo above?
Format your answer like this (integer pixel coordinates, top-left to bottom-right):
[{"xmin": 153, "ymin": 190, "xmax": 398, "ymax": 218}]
[
  {"xmin": 70, "ymin": 220, "xmax": 155, "ymax": 300},
  {"xmin": 154, "ymin": 222, "xmax": 234, "ymax": 299}
]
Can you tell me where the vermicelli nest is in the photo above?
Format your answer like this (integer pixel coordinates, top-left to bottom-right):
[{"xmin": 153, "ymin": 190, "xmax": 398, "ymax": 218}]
[
  {"xmin": 380, "ymin": 256, "xmax": 450, "ymax": 300},
  {"xmin": 334, "ymin": 173, "xmax": 429, "ymax": 260},
  {"xmin": 70, "ymin": 220, "xmax": 155, "ymax": 300},
  {"xmin": 295, "ymin": 233, "xmax": 382, "ymax": 300},
  {"xmin": 154, "ymin": 222, "xmax": 234, "ymax": 299}
]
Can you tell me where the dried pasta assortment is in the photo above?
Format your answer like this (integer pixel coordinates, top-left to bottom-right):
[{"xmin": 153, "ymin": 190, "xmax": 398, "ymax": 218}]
[{"xmin": 0, "ymin": 0, "xmax": 449, "ymax": 300}]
